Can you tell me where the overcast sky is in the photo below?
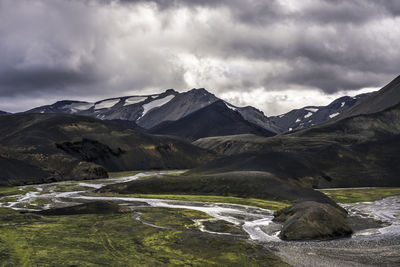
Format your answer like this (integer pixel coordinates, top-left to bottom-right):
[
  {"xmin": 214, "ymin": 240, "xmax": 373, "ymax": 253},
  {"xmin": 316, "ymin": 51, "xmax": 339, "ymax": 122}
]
[{"xmin": 0, "ymin": 0, "xmax": 399, "ymax": 115}]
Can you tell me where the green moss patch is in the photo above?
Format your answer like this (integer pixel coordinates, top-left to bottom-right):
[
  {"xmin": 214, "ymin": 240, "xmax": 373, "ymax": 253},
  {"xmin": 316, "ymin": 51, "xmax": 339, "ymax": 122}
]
[
  {"xmin": 0, "ymin": 186, "xmax": 37, "ymax": 197},
  {"xmin": 320, "ymin": 188, "xmax": 400, "ymax": 203},
  {"xmin": 0, "ymin": 208, "xmax": 288, "ymax": 266},
  {"xmin": 202, "ymin": 220, "xmax": 245, "ymax": 235}
]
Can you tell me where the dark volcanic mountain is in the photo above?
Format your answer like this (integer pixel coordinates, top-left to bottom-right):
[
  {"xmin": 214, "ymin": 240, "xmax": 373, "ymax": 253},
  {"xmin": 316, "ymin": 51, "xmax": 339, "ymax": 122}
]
[
  {"xmin": 25, "ymin": 88, "xmax": 281, "ymax": 136},
  {"xmin": 0, "ymin": 113, "xmax": 214, "ymax": 186},
  {"xmin": 0, "ymin": 110, "xmax": 9, "ymax": 115},
  {"xmin": 194, "ymin": 75, "xmax": 400, "ymax": 188},
  {"xmin": 149, "ymin": 101, "xmax": 276, "ymax": 141},
  {"xmin": 270, "ymin": 92, "xmax": 372, "ymax": 133}
]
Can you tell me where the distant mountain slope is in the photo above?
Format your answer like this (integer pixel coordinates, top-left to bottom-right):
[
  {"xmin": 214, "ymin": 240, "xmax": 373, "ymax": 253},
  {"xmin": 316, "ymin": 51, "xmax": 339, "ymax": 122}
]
[
  {"xmin": 0, "ymin": 110, "xmax": 9, "ymax": 115},
  {"xmin": 25, "ymin": 90, "xmax": 178, "ymax": 122},
  {"xmin": 270, "ymin": 93, "xmax": 372, "ymax": 132},
  {"xmin": 25, "ymin": 88, "xmax": 281, "ymax": 135},
  {"xmin": 331, "ymin": 75, "xmax": 400, "ymax": 122},
  {"xmin": 0, "ymin": 113, "xmax": 214, "ymax": 185},
  {"xmin": 26, "ymin": 100, "xmax": 94, "ymax": 115},
  {"xmin": 149, "ymin": 101, "xmax": 276, "ymax": 141},
  {"xmin": 136, "ymin": 88, "xmax": 219, "ymax": 129},
  {"xmin": 235, "ymin": 105, "xmax": 283, "ymax": 133}
]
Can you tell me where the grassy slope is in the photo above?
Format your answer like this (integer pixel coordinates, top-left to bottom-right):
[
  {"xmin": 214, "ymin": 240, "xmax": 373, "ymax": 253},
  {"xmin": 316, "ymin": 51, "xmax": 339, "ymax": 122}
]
[
  {"xmin": 320, "ymin": 188, "xmax": 400, "ymax": 203},
  {"xmin": 0, "ymin": 208, "xmax": 288, "ymax": 266}
]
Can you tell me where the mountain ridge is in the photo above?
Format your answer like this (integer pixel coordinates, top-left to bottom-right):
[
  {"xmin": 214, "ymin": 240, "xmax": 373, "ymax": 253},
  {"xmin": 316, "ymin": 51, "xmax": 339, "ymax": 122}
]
[
  {"xmin": 270, "ymin": 92, "xmax": 372, "ymax": 133},
  {"xmin": 149, "ymin": 100, "xmax": 276, "ymax": 141},
  {"xmin": 24, "ymin": 87, "xmax": 375, "ymax": 137}
]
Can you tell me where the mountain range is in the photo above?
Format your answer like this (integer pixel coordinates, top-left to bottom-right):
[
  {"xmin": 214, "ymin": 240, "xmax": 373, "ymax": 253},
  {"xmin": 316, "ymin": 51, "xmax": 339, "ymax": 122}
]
[
  {"xmin": 21, "ymin": 87, "xmax": 374, "ymax": 140},
  {"xmin": 270, "ymin": 92, "xmax": 371, "ymax": 132}
]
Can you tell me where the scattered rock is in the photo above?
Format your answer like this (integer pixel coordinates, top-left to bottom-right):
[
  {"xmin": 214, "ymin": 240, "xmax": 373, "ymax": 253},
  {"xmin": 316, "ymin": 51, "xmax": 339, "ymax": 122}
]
[{"xmin": 273, "ymin": 201, "xmax": 353, "ymax": 240}]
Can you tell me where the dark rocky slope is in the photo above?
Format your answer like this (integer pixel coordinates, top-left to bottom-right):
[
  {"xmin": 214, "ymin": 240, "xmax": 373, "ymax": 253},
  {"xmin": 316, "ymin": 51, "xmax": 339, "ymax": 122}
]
[
  {"xmin": 193, "ymin": 75, "xmax": 400, "ymax": 188},
  {"xmin": 0, "ymin": 113, "xmax": 214, "ymax": 185},
  {"xmin": 193, "ymin": 108, "xmax": 400, "ymax": 188},
  {"xmin": 149, "ymin": 101, "xmax": 276, "ymax": 141}
]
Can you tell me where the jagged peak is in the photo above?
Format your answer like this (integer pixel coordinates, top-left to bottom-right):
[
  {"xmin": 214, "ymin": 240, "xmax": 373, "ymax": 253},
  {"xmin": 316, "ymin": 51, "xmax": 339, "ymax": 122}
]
[{"xmin": 164, "ymin": 88, "xmax": 177, "ymax": 94}]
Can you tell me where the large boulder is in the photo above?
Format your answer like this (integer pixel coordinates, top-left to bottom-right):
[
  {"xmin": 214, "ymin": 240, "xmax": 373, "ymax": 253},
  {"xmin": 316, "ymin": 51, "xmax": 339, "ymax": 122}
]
[{"xmin": 273, "ymin": 201, "xmax": 352, "ymax": 240}]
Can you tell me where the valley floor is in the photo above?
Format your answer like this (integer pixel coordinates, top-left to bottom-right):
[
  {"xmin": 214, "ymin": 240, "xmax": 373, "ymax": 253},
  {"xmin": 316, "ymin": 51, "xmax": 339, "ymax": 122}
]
[{"xmin": 0, "ymin": 171, "xmax": 399, "ymax": 266}]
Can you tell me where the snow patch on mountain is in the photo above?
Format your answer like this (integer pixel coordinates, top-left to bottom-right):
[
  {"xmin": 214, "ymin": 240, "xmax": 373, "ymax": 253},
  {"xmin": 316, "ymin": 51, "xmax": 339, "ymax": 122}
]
[
  {"xmin": 329, "ymin": 112, "xmax": 339, "ymax": 118},
  {"xmin": 124, "ymin": 97, "xmax": 147, "ymax": 106},
  {"xmin": 65, "ymin": 103, "xmax": 93, "ymax": 113},
  {"xmin": 140, "ymin": 95, "xmax": 175, "ymax": 119},
  {"xmin": 304, "ymin": 112, "xmax": 313, "ymax": 118},
  {"xmin": 305, "ymin": 108, "xmax": 318, "ymax": 112},
  {"xmin": 225, "ymin": 103, "xmax": 237, "ymax": 111},
  {"xmin": 95, "ymin": 99, "xmax": 120, "ymax": 110}
]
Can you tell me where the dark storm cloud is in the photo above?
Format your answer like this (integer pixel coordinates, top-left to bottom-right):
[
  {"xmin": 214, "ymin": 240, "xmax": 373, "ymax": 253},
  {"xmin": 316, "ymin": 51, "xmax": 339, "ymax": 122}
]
[
  {"xmin": 116, "ymin": 0, "xmax": 398, "ymax": 24},
  {"xmin": 0, "ymin": 0, "xmax": 399, "ymax": 114}
]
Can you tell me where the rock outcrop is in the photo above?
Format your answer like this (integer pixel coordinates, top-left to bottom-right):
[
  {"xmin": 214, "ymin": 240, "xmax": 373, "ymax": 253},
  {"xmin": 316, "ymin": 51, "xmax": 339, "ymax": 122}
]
[{"xmin": 273, "ymin": 201, "xmax": 352, "ymax": 240}]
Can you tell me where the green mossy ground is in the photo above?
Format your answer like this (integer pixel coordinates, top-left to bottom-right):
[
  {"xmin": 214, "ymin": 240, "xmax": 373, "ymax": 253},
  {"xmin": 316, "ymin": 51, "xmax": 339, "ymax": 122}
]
[
  {"xmin": 0, "ymin": 207, "xmax": 288, "ymax": 266},
  {"xmin": 0, "ymin": 186, "xmax": 36, "ymax": 197},
  {"xmin": 202, "ymin": 220, "xmax": 246, "ymax": 235},
  {"xmin": 320, "ymin": 188, "xmax": 400, "ymax": 203},
  {"xmin": 136, "ymin": 207, "xmax": 210, "ymax": 229}
]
